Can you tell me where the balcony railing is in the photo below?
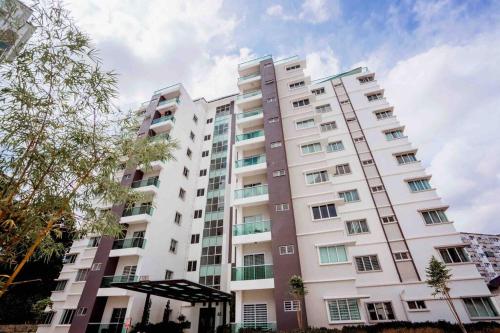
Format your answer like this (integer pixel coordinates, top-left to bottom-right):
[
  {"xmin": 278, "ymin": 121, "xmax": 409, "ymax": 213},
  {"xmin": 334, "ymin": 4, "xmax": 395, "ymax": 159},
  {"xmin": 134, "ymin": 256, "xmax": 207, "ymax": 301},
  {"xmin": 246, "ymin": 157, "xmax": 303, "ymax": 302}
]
[
  {"xmin": 131, "ymin": 177, "xmax": 160, "ymax": 188},
  {"xmin": 86, "ymin": 323, "xmax": 124, "ymax": 333},
  {"xmin": 157, "ymin": 97, "xmax": 179, "ymax": 107},
  {"xmin": 235, "ymin": 129, "xmax": 264, "ymax": 142},
  {"xmin": 235, "ymin": 154, "xmax": 266, "ymax": 168},
  {"xmin": 112, "ymin": 237, "xmax": 146, "ymax": 250},
  {"xmin": 238, "ymin": 72, "xmax": 260, "ymax": 82},
  {"xmin": 238, "ymin": 55, "xmax": 272, "ymax": 69},
  {"xmin": 151, "ymin": 115, "xmax": 175, "ymax": 125},
  {"xmin": 233, "ymin": 220, "xmax": 271, "ymax": 236},
  {"xmin": 236, "ymin": 108, "xmax": 263, "ymax": 120},
  {"xmin": 149, "ymin": 133, "xmax": 169, "ymax": 142},
  {"xmin": 101, "ymin": 275, "xmax": 138, "ymax": 288},
  {"xmin": 122, "ymin": 206, "xmax": 154, "ymax": 217},
  {"xmin": 154, "ymin": 83, "xmax": 181, "ymax": 95},
  {"xmin": 234, "ymin": 184, "xmax": 268, "ymax": 199},
  {"xmin": 230, "ymin": 323, "xmax": 276, "ymax": 333},
  {"xmin": 236, "ymin": 90, "xmax": 262, "ymax": 101},
  {"xmin": 231, "ymin": 265, "xmax": 273, "ymax": 281}
]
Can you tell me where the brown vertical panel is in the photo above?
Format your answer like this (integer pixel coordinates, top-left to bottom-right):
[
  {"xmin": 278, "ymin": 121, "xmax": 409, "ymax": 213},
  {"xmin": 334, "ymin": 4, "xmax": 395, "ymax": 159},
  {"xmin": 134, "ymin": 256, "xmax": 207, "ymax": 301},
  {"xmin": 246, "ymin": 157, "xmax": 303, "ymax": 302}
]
[{"xmin": 260, "ymin": 59, "xmax": 307, "ymax": 331}]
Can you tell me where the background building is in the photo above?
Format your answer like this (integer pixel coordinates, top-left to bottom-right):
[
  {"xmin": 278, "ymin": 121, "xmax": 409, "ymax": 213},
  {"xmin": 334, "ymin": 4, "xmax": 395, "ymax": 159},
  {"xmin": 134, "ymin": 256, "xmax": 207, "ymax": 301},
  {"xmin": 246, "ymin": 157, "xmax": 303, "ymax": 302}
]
[
  {"xmin": 461, "ymin": 232, "xmax": 500, "ymax": 282},
  {"xmin": 0, "ymin": 0, "xmax": 34, "ymax": 62},
  {"xmin": 37, "ymin": 56, "xmax": 498, "ymax": 333}
]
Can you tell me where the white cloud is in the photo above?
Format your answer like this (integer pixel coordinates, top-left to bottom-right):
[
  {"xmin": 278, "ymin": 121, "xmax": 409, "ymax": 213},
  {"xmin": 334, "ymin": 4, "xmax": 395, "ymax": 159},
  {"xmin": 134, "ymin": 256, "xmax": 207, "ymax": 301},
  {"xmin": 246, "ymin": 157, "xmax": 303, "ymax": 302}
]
[
  {"xmin": 266, "ymin": 0, "xmax": 339, "ymax": 24},
  {"xmin": 304, "ymin": 48, "xmax": 340, "ymax": 80}
]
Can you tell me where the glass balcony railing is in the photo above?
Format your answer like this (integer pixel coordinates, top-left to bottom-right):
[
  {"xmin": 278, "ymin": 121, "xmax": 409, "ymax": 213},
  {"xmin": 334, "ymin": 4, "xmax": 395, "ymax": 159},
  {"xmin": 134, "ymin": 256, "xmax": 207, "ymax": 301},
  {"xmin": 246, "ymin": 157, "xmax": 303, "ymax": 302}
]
[
  {"xmin": 233, "ymin": 220, "xmax": 271, "ymax": 236},
  {"xmin": 236, "ymin": 108, "xmax": 263, "ymax": 120},
  {"xmin": 130, "ymin": 177, "xmax": 160, "ymax": 188},
  {"xmin": 235, "ymin": 154, "xmax": 266, "ymax": 168},
  {"xmin": 230, "ymin": 323, "xmax": 277, "ymax": 333},
  {"xmin": 149, "ymin": 133, "xmax": 169, "ymax": 142},
  {"xmin": 101, "ymin": 275, "xmax": 139, "ymax": 288},
  {"xmin": 234, "ymin": 184, "xmax": 268, "ymax": 199},
  {"xmin": 122, "ymin": 206, "xmax": 154, "ymax": 217},
  {"xmin": 112, "ymin": 237, "xmax": 146, "ymax": 250},
  {"xmin": 157, "ymin": 97, "xmax": 179, "ymax": 107},
  {"xmin": 86, "ymin": 323, "xmax": 124, "ymax": 333},
  {"xmin": 151, "ymin": 115, "xmax": 175, "ymax": 125},
  {"xmin": 236, "ymin": 90, "xmax": 262, "ymax": 101},
  {"xmin": 238, "ymin": 72, "xmax": 260, "ymax": 82},
  {"xmin": 231, "ymin": 265, "xmax": 273, "ymax": 281},
  {"xmin": 154, "ymin": 83, "xmax": 181, "ymax": 95},
  {"xmin": 238, "ymin": 55, "xmax": 272, "ymax": 69},
  {"xmin": 235, "ymin": 129, "xmax": 264, "ymax": 142}
]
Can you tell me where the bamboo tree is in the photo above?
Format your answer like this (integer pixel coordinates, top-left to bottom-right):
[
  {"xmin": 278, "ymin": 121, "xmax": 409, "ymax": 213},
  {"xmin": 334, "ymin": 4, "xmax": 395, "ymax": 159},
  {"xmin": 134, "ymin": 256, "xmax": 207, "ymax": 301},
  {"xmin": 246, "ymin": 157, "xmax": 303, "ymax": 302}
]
[
  {"xmin": 426, "ymin": 256, "xmax": 467, "ymax": 333},
  {"xmin": 0, "ymin": 1, "xmax": 177, "ymax": 296},
  {"xmin": 289, "ymin": 275, "xmax": 307, "ymax": 330}
]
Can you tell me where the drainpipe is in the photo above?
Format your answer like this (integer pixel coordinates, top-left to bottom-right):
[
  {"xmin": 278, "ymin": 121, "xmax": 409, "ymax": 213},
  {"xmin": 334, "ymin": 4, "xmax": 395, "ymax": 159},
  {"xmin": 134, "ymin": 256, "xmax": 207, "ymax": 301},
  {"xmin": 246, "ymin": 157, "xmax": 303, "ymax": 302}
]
[{"xmin": 399, "ymin": 290, "xmax": 409, "ymax": 321}]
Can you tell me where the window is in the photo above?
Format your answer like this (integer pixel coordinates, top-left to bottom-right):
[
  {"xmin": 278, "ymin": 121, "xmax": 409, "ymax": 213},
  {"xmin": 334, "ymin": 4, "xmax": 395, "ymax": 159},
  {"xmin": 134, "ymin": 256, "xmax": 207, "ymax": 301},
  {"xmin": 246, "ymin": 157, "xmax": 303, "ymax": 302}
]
[
  {"xmin": 385, "ymin": 129, "xmax": 405, "ymax": 140},
  {"xmin": 396, "ymin": 152, "xmax": 417, "ymax": 164},
  {"xmin": 421, "ymin": 209, "xmax": 449, "ymax": 225},
  {"xmin": 122, "ymin": 265, "xmax": 137, "ymax": 276},
  {"xmin": 169, "ymin": 239, "xmax": 178, "ymax": 253},
  {"xmin": 165, "ymin": 270, "xmax": 173, "ymax": 280},
  {"xmin": 243, "ymin": 304, "xmax": 268, "ymax": 327},
  {"xmin": 178, "ymin": 188, "xmax": 186, "ymax": 199},
  {"xmin": 366, "ymin": 302, "xmax": 395, "ymax": 321},
  {"xmin": 463, "ymin": 297, "xmax": 499, "ymax": 318},
  {"xmin": 289, "ymin": 81, "xmax": 305, "ymax": 89},
  {"xmin": 91, "ymin": 263, "xmax": 102, "ymax": 271},
  {"xmin": 346, "ymin": 219, "xmax": 369, "ymax": 235},
  {"xmin": 88, "ymin": 237, "xmax": 101, "ymax": 247},
  {"xmin": 206, "ymin": 118, "xmax": 213, "ymax": 124},
  {"xmin": 334, "ymin": 164, "xmax": 351, "ymax": 176},
  {"xmin": 202, "ymin": 150, "xmax": 209, "ymax": 157},
  {"xmin": 266, "ymin": 97, "xmax": 276, "ymax": 103},
  {"xmin": 320, "ymin": 121, "xmax": 337, "ymax": 132},
  {"xmin": 318, "ymin": 245, "xmax": 347, "ymax": 264},
  {"xmin": 316, "ymin": 104, "xmax": 332, "ymax": 113},
  {"xmin": 265, "ymin": 79, "xmax": 274, "ymax": 85},
  {"xmin": 311, "ymin": 203, "xmax": 337, "ymax": 220},
  {"xmin": 353, "ymin": 136, "xmax": 365, "ymax": 143},
  {"xmin": 393, "ymin": 252, "xmax": 410, "ymax": 261},
  {"xmin": 362, "ymin": 159, "xmax": 374, "ymax": 166},
  {"xmin": 196, "ymin": 188, "xmax": 205, "ymax": 197},
  {"xmin": 375, "ymin": 109, "xmax": 393, "ymax": 119},
  {"xmin": 327, "ymin": 141, "xmax": 344, "ymax": 152},
  {"xmin": 193, "ymin": 115, "xmax": 198, "ymax": 123},
  {"xmin": 339, "ymin": 190, "xmax": 359, "ymax": 202},
  {"xmin": 296, "ymin": 118, "xmax": 315, "ymax": 129},
  {"xmin": 275, "ymin": 203, "xmax": 289, "ymax": 212},
  {"xmin": 194, "ymin": 209, "xmax": 203, "ymax": 219},
  {"xmin": 59, "ymin": 309, "xmax": 76, "ymax": 325},
  {"xmin": 75, "ymin": 269, "xmax": 89, "ymax": 282},
  {"xmin": 367, "ymin": 92, "xmax": 384, "ymax": 101},
  {"xmin": 187, "ymin": 260, "xmax": 197, "ymax": 272},
  {"xmin": 355, "ymin": 255, "xmax": 381, "ymax": 272},
  {"xmin": 216, "ymin": 104, "xmax": 230, "ymax": 115},
  {"xmin": 191, "ymin": 234, "xmax": 200, "ymax": 244},
  {"xmin": 305, "ymin": 170, "xmax": 329, "ymax": 185},
  {"xmin": 268, "ymin": 117, "xmax": 280, "ymax": 123},
  {"xmin": 286, "ymin": 64, "xmax": 300, "ymax": 71},
  {"xmin": 284, "ymin": 300, "xmax": 301, "ymax": 312},
  {"xmin": 186, "ymin": 148, "xmax": 192, "ymax": 158},
  {"xmin": 63, "ymin": 253, "xmax": 77, "ymax": 264},
  {"xmin": 272, "ymin": 169, "xmax": 286, "ymax": 177},
  {"xmin": 183, "ymin": 167, "xmax": 189, "ymax": 178},
  {"xmin": 312, "ymin": 87, "xmax": 325, "ymax": 95},
  {"xmin": 301, "ymin": 142, "xmax": 322, "ymax": 154},
  {"xmin": 327, "ymin": 299, "xmax": 361, "ymax": 322},
  {"xmin": 279, "ymin": 245, "xmax": 295, "ymax": 255},
  {"xmin": 204, "ymin": 134, "xmax": 211, "ymax": 141},
  {"xmin": 53, "ymin": 280, "xmax": 68, "ymax": 292},
  {"xmin": 190, "ymin": 131, "xmax": 195, "ymax": 141},
  {"xmin": 39, "ymin": 311, "xmax": 56, "ymax": 325},
  {"xmin": 408, "ymin": 179, "xmax": 431, "ymax": 192},
  {"xmin": 174, "ymin": 212, "xmax": 182, "ymax": 225},
  {"xmin": 199, "ymin": 169, "xmax": 207, "ymax": 176},
  {"xmin": 292, "ymin": 98, "xmax": 310, "ymax": 108},
  {"xmin": 77, "ymin": 307, "xmax": 88, "ymax": 316},
  {"xmin": 439, "ymin": 247, "xmax": 470, "ymax": 263},
  {"xmin": 358, "ymin": 75, "xmax": 374, "ymax": 84},
  {"xmin": 270, "ymin": 141, "xmax": 282, "ymax": 148},
  {"xmin": 371, "ymin": 185, "xmax": 385, "ymax": 193},
  {"xmin": 407, "ymin": 301, "xmax": 427, "ymax": 311},
  {"xmin": 381, "ymin": 215, "xmax": 397, "ymax": 224},
  {"xmin": 340, "ymin": 100, "xmax": 350, "ymax": 105}
]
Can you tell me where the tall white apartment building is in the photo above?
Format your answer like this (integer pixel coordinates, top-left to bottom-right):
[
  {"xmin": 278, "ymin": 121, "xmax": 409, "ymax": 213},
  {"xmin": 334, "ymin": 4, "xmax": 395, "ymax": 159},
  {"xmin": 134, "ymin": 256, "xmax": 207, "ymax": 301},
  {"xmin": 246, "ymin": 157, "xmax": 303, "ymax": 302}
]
[{"xmin": 37, "ymin": 56, "xmax": 498, "ymax": 333}]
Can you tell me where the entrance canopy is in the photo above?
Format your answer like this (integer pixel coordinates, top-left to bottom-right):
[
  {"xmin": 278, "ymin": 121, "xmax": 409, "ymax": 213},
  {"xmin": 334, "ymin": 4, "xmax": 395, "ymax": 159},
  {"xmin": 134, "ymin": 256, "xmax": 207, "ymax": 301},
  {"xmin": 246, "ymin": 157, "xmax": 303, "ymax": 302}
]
[{"xmin": 112, "ymin": 279, "xmax": 232, "ymax": 304}]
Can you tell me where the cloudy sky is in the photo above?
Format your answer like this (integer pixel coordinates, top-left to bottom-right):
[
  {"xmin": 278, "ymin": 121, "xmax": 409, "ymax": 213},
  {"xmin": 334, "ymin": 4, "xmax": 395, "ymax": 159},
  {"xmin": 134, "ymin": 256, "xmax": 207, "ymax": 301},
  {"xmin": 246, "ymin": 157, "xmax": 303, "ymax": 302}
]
[{"xmin": 64, "ymin": 0, "xmax": 500, "ymax": 234}]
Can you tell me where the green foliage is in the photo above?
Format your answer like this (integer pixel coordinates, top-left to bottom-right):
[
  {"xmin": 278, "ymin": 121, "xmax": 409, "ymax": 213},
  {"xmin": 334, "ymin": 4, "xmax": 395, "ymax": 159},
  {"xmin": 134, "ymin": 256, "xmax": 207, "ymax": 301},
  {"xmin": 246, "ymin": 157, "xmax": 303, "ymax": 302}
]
[
  {"xmin": 289, "ymin": 275, "xmax": 307, "ymax": 298},
  {"xmin": 426, "ymin": 256, "xmax": 452, "ymax": 296}
]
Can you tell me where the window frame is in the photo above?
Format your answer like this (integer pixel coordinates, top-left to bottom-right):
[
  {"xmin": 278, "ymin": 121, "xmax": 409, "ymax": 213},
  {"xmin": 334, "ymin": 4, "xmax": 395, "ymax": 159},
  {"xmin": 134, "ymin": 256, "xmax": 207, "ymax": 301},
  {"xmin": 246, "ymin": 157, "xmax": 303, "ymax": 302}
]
[
  {"xmin": 317, "ymin": 244, "xmax": 349, "ymax": 265},
  {"xmin": 346, "ymin": 219, "xmax": 369, "ymax": 235},
  {"xmin": 300, "ymin": 142, "xmax": 322, "ymax": 155},
  {"xmin": 366, "ymin": 302, "xmax": 395, "ymax": 321},
  {"xmin": 310, "ymin": 203, "xmax": 338, "ymax": 221},
  {"xmin": 354, "ymin": 255, "xmax": 381, "ymax": 272},
  {"xmin": 325, "ymin": 298, "xmax": 362, "ymax": 323}
]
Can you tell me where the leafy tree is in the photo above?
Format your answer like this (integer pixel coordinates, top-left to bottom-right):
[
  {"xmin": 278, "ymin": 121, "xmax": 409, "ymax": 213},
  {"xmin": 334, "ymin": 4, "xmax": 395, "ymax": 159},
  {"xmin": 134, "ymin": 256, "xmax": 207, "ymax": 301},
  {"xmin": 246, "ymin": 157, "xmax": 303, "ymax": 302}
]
[
  {"xmin": 0, "ymin": 1, "xmax": 177, "ymax": 297},
  {"xmin": 426, "ymin": 256, "xmax": 467, "ymax": 333},
  {"xmin": 289, "ymin": 275, "xmax": 307, "ymax": 329}
]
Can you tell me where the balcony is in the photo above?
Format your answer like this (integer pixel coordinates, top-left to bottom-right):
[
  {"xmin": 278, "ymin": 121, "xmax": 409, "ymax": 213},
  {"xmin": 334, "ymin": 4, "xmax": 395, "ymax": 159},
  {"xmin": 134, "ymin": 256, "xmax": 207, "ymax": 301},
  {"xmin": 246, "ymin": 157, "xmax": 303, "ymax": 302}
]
[
  {"xmin": 234, "ymin": 154, "xmax": 266, "ymax": 176},
  {"xmin": 150, "ymin": 115, "xmax": 175, "ymax": 133},
  {"xmin": 156, "ymin": 97, "xmax": 180, "ymax": 111},
  {"xmin": 236, "ymin": 107, "xmax": 264, "ymax": 129},
  {"xmin": 101, "ymin": 275, "xmax": 139, "ymax": 288},
  {"xmin": 230, "ymin": 323, "xmax": 276, "ymax": 333},
  {"xmin": 233, "ymin": 184, "xmax": 269, "ymax": 207},
  {"xmin": 230, "ymin": 265, "xmax": 274, "ymax": 291},
  {"xmin": 238, "ymin": 72, "xmax": 261, "ymax": 90},
  {"xmin": 130, "ymin": 177, "xmax": 160, "ymax": 196},
  {"xmin": 149, "ymin": 133, "xmax": 170, "ymax": 143},
  {"xmin": 238, "ymin": 55, "xmax": 272, "ymax": 74},
  {"xmin": 236, "ymin": 90, "xmax": 262, "ymax": 108},
  {"xmin": 86, "ymin": 323, "xmax": 124, "ymax": 333},
  {"xmin": 154, "ymin": 83, "xmax": 181, "ymax": 97},
  {"xmin": 234, "ymin": 129, "xmax": 265, "ymax": 150},
  {"xmin": 233, "ymin": 220, "xmax": 271, "ymax": 245},
  {"xmin": 109, "ymin": 237, "xmax": 146, "ymax": 257},
  {"xmin": 120, "ymin": 206, "xmax": 154, "ymax": 225}
]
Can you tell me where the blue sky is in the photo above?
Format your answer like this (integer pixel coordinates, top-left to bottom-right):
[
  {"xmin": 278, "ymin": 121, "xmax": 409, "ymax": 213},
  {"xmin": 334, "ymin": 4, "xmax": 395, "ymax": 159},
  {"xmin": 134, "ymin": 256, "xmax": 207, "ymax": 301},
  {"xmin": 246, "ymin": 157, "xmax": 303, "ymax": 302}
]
[{"xmin": 65, "ymin": 0, "xmax": 500, "ymax": 234}]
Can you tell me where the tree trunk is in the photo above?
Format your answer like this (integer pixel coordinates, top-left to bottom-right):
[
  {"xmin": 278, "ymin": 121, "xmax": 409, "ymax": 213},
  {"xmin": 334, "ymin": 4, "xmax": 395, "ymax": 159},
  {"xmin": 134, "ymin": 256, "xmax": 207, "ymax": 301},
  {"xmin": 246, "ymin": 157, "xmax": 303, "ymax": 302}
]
[
  {"xmin": 444, "ymin": 291, "xmax": 467, "ymax": 333},
  {"xmin": 296, "ymin": 308, "xmax": 302, "ymax": 330}
]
